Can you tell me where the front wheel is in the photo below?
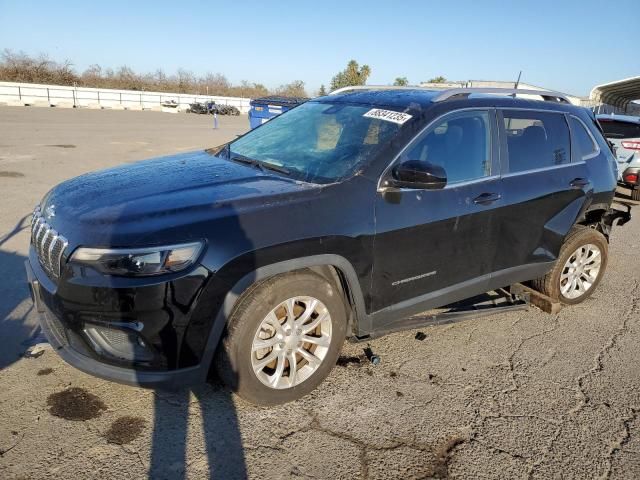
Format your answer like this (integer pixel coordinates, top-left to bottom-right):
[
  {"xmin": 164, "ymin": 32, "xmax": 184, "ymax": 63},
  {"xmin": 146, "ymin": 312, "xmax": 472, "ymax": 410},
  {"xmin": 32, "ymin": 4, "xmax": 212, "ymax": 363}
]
[
  {"xmin": 531, "ymin": 226, "xmax": 608, "ymax": 305},
  {"xmin": 215, "ymin": 271, "xmax": 347, "ymax": 406}
]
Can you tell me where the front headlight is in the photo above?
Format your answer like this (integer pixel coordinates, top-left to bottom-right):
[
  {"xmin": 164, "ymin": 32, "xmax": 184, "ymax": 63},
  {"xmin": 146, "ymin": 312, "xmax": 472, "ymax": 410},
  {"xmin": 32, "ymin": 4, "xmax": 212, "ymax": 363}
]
[{"xmin": 70, "ymin": 242, "xmax": 203, "ymax": 276}]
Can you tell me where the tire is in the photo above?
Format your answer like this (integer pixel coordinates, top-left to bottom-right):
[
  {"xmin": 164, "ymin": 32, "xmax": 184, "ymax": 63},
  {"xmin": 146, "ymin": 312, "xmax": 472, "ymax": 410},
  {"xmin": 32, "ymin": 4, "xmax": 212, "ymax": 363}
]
[
  {"xmin": 215, "ymin": 270, "xmax": 348, "ymax": 406},
  {"xmin": 631, "ymin": 187, "xmax": 640, "ymax": 202},
  {"xmin": 531, "ymin": 225, "xmax": 608, "ymax": 305}
]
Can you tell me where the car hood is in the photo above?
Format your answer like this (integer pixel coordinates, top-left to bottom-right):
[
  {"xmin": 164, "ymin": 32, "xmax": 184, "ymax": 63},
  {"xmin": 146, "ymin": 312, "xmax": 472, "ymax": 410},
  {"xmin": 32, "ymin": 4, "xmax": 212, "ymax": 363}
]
[{"xmin": 41, "ymin": 150, "xmax": 318, "ymax": 246}]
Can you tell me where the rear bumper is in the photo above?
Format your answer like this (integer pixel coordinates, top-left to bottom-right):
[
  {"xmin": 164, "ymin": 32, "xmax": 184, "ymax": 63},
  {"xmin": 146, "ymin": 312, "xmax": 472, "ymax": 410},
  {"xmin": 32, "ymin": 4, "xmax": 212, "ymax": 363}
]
[{"xmin": 25, "ymin": 258, "xmax": 209, "ymax": 389}]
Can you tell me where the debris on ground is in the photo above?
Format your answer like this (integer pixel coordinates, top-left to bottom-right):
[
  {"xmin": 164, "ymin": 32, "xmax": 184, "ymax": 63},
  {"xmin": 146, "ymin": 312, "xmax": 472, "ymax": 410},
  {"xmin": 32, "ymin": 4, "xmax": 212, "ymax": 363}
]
[
  {"xmin": 363, "ymin": 346, "xmax": 381, "ymax": 365},
  {"xmin": 415, "ymin": 331, "xmax": 427, "ymax": 341},
  {"xmin": 23, "ymin": 343, "xmax": 51, "ymax": 358},
  {"xmin": 336, "ymin": 355, "xmax": 364, "ymax": 367}
]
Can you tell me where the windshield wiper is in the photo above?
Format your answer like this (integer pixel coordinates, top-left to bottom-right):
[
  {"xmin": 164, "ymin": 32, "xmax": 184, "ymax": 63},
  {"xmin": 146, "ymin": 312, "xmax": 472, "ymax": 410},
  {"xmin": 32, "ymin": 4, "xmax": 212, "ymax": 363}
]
[
  {"xmin": 259, "ymin": 161, "xmax": 290, "ymax": 175},
  {"xmin": 230, "ymin": 153, "xmax": 261, "ymax": 169},
  {"xmin": 230, "ymin": 154, "xmax": 290, "ymax": 175}
]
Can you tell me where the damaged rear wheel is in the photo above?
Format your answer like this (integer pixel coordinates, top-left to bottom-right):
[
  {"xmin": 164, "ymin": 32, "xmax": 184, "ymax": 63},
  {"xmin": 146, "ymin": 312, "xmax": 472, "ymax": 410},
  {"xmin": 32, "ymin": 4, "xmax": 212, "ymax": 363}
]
[{"xmin": 531, "ymin": 225, "xmax": 608, "ymax": 305}]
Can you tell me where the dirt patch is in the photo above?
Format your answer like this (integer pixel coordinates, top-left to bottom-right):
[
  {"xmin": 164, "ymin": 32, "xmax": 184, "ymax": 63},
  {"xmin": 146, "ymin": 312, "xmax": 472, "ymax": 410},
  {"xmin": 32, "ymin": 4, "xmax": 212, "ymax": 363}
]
[
  {"xmin": 37, "ymin": 368, "xmax": 54, "ymax": 376},
  {"xmin": 104, "ymin": 416, "xmax": 146, "ymax": 445},
  {"xmin": 47, "ymin": 387, "xmax": 107, "ymax": 421},
  {"xmin": 0, "ymin": 171, "xmax": 25, "ymax": 178},
  {"xmin": 46, "ymin": 144, "xmax": 76, "ymax": 148}
]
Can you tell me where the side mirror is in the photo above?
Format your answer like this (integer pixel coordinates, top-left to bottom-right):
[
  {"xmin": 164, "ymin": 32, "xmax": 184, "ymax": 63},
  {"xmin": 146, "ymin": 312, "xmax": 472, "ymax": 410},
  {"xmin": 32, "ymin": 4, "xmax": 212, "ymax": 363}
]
[{"xmin": 385, "ymin": 160, "xmax": 447, "ymax": 190}]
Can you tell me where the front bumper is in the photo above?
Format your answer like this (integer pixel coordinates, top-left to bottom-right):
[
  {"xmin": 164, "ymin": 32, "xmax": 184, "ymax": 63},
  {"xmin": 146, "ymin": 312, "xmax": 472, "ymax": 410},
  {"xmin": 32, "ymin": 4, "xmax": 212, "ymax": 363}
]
[{"xmin": 25, "ymin": 255, "xmax": 214, "ymax": 388}]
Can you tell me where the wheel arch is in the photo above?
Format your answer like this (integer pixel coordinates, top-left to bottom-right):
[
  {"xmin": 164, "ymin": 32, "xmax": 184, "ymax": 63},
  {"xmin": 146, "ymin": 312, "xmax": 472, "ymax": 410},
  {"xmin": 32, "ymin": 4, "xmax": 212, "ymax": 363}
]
[{"xmin": 197, "ymin": 254, "xmax": 368, "ymax": 381}]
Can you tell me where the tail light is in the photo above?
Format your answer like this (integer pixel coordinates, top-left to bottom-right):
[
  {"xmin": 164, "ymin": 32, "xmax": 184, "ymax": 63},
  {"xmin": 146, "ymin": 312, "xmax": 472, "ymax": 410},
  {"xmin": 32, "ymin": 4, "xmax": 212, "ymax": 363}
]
[
  {"xmin": 621, "ymin": 140, "xmax": 640, "ymax": 150},
  {"xmin": 624, "ymin": 173, "xmax": 639, "ymax": 184}
]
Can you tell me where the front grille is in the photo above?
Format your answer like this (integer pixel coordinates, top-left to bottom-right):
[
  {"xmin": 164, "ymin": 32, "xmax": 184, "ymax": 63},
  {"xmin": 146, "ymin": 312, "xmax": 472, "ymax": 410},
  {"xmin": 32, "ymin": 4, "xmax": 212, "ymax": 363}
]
[{"xmin": 31, "ymin": 206, "xmax": 68, "ymax": 279}]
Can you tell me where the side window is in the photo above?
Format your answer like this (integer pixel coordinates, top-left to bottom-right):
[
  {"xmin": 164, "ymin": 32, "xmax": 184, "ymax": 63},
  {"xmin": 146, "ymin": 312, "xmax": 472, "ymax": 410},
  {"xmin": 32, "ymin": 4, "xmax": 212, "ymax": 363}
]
[
  {"xmin": 569, "ymin": 116, "xmax": 598, "ymax": 160},
  {"xmin": 402, "ymin": 111, "xmax": 491, "ymax": 184},
  {"xmin": 503, "ymin": 111, "xmax": 570, "ymax": 173}
]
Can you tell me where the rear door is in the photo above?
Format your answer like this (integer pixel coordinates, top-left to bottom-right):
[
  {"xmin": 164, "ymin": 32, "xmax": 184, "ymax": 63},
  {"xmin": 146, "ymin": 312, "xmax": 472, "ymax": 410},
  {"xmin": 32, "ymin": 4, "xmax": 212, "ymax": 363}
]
[
  {"xmin": 597, "ymin": 118, "xmax": 640, "ymax": 178},
  {"xmin": 492, "ymin": 109, "xmax": 590, "ymax": 281}
]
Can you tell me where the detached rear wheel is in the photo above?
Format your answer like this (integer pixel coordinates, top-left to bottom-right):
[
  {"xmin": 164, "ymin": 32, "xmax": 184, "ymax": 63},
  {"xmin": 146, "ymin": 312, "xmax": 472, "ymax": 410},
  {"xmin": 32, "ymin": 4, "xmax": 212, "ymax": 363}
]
[
  {"xmin": 532, "ymin": 226, "xmax": 608, "ymax": 305},
  {"xmin": 216, "ymin": 271, "xmax": 347, "ymax": 406}
]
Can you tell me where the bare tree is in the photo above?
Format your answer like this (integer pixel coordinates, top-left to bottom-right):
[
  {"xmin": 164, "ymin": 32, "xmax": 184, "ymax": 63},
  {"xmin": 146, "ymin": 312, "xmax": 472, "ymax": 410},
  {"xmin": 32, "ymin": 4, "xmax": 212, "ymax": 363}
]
[
  {"xmin": 273, "ymin": 80, "xmax": 307, "ymax": 98},
  {"xmin": 0, "ymin": 50, "xmax": 309, "ymax": 98}
]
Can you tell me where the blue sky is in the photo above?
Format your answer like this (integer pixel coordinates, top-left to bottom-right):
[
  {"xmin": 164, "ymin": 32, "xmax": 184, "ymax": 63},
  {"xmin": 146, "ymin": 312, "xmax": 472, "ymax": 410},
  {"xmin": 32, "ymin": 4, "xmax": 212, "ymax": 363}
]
[{"xmin": 0, "ymin": 0, "xmax": 637, "ymax": 96}]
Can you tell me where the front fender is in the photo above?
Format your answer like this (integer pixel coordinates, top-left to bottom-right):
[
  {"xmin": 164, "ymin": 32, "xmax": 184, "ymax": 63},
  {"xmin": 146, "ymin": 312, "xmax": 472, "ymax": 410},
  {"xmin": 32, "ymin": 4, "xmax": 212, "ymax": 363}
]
[{"xmin": 183, "ymin": 253, "xmax": 370, "ymax": 379}]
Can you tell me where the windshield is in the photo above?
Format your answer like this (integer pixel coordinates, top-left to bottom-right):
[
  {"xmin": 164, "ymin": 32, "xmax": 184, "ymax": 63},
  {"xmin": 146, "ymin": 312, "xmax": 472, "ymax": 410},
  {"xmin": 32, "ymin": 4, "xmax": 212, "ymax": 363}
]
[{"xmin": 228, "ymin": 101, "xmax": 406, "ymax": 183}]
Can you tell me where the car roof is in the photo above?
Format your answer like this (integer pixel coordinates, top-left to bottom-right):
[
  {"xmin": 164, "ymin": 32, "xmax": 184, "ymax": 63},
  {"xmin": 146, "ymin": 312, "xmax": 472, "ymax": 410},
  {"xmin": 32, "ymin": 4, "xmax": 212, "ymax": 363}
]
[
  {"xmin": 596, "ymin": 113, "xmax": 640, "ymax": 124},
  {"xmin": 315, "ymin": 88, "xmax": 582, "ymax": 115},
  {"xmin": 317, "ymin": 88, "xmax": 441, "ymax": 109}
]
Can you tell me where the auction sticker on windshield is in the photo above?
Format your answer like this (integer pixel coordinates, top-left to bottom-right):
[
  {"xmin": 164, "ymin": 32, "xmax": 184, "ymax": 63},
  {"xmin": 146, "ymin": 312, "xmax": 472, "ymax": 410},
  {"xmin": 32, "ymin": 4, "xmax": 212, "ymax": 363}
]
[{"xmin": 363, "ymin": 109, "xmax": 412, "ymax": 125}]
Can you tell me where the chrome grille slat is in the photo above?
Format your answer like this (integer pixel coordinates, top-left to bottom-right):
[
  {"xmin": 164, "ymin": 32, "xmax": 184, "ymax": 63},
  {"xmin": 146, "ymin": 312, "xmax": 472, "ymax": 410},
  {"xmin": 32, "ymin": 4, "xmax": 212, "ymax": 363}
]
[
  {"xmin": 47, "ymin": 231, "xmax": 58, "ymax": 271},
  {"xmin": 30, "ymin": 206, "xmax": 68, "ymax": 281}
]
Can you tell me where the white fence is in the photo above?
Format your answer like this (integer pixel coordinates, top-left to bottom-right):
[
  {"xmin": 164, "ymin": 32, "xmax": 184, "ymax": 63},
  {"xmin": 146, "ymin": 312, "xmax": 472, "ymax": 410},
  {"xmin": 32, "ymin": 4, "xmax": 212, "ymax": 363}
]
[{"xmin": 0, "ymin": 81, "xmax": 251, "ymax": 113}]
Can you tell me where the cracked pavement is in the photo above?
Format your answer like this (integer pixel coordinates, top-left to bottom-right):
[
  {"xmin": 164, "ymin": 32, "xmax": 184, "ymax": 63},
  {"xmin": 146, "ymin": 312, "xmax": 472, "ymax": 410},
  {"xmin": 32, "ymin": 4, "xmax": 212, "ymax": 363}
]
[{"xmin": 1, "ymin": 107, "xmax": 640, "ymax": 479}]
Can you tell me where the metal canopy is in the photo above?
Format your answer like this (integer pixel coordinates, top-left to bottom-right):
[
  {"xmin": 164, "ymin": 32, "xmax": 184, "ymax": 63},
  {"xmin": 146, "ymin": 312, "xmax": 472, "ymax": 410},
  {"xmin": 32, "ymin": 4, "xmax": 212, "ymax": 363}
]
[{"xmin": 590, "ymin": 76, "xmax": 640, "ymax": 111}]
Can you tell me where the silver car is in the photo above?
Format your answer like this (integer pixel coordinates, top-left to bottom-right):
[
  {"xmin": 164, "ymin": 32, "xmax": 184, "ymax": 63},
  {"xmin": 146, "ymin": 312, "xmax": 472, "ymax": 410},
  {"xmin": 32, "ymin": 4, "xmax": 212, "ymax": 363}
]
[{"xmin": 597, "ymin": 114, "xmax": 640, "ymax": 200}]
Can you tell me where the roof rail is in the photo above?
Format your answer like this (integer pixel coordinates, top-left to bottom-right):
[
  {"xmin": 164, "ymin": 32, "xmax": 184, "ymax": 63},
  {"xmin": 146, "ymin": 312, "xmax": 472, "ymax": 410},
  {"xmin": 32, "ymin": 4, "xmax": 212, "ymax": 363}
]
[
  {"xmin": 328, "ymin": 85, "xmax": 423, "ymax": 95},
  {"xmin": 328, "ymin": 85, "xmax": 572, "ymax": 104},
  {"xmin": 432, "ymin": 88, "xmax": 571, "ymax": 104}
]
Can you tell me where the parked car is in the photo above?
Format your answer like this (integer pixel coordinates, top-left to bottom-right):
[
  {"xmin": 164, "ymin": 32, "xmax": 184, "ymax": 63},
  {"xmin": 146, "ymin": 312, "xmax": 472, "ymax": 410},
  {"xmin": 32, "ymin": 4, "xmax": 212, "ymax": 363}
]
[
  {"xmin": 596, "ymin": 114, "xmax": 640, "ymax": 200},
  {"xmin": 27, "ymin": 87, "xmax": 629, "ymax": 405}
]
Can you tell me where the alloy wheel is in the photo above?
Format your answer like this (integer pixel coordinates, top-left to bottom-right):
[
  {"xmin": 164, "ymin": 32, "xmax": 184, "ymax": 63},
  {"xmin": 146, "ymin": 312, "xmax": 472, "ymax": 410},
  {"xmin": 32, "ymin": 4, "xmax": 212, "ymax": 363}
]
[
  {"xmin": 251, "ymin": 296, "xmax": 332, "ymax": 389},
  {"xmin": 560, "ymin": 243, "xmax": 602, "ymax": 300}
]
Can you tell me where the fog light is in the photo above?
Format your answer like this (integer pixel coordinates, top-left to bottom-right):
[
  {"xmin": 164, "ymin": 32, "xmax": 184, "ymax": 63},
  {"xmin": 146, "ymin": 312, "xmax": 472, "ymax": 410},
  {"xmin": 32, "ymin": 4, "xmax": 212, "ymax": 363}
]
[{"xmin": 84, "ymin": 325, "xmax": 154, "ymax": 362}]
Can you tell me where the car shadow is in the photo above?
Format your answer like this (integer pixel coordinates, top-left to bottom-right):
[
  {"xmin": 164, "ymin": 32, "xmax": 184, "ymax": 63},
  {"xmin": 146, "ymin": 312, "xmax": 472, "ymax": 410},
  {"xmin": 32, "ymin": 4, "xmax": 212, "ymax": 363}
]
[{"xmin": 0, "ymin": 214, "xmax": 42, "ymax": 370}]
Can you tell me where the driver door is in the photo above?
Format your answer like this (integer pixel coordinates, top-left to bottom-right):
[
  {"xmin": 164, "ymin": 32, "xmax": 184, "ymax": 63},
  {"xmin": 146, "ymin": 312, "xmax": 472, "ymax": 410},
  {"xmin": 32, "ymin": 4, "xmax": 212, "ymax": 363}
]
[{"xmin": 370, "ymin": 109, "xmax": 503, "ymax": 322}]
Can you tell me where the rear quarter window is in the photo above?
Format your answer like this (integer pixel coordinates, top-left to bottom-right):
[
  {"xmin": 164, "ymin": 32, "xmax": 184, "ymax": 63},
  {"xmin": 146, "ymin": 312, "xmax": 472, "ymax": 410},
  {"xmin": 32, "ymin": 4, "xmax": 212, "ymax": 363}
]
[
  {"xmin": 569, "ymin": 116, "xmax": 599, "ymax": 160},
  {"xmin": 503, "ymin": 111, "xmax": 570, "ymax": 173}
]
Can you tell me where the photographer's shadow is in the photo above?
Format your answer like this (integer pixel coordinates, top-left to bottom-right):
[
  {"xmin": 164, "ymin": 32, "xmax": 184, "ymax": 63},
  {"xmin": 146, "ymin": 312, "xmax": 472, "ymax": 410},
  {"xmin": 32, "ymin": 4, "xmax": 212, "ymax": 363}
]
[{"xmin": 149, "ymin": 379, "xmax": 247, "ymax": 479}]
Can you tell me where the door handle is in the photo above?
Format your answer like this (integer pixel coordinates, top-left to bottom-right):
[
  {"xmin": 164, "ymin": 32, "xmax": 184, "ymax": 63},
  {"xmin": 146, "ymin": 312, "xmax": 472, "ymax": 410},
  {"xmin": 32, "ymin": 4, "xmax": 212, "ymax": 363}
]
[
  {"xmin": 473, "ymin": 192, "xmax": 502, "ymax": 205},
  {"xmin": 570, "ymin": 178, "xmax": 590, "ymax": 189}
]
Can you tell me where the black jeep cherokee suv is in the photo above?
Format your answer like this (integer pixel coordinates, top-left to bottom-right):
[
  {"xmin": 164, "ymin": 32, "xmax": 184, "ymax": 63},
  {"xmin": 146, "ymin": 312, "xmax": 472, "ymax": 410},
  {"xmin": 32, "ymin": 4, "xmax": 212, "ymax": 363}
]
[{"xmin": 26, "ymin": 87, "xmax": 627, "ymax": 405}]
